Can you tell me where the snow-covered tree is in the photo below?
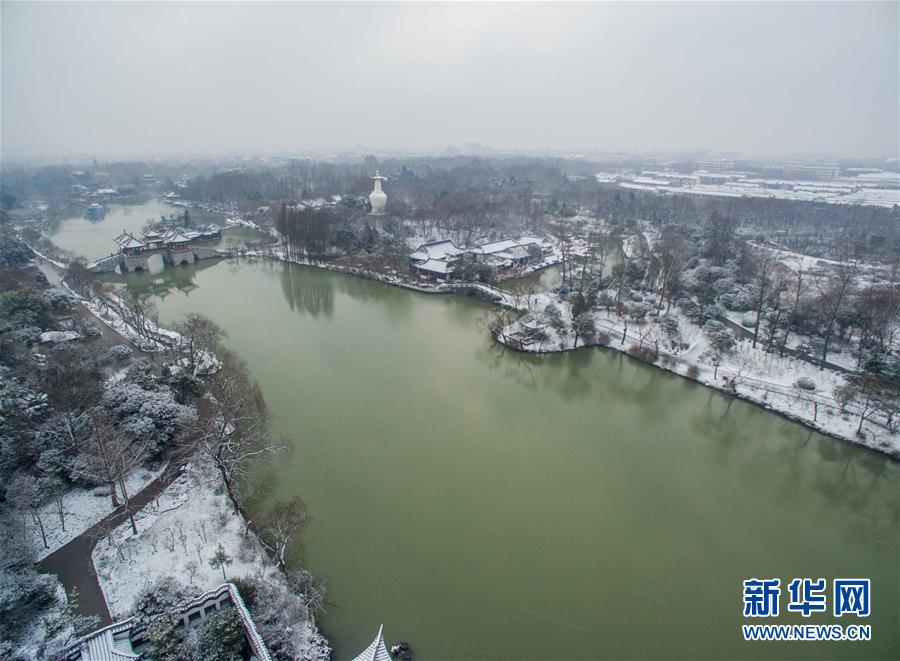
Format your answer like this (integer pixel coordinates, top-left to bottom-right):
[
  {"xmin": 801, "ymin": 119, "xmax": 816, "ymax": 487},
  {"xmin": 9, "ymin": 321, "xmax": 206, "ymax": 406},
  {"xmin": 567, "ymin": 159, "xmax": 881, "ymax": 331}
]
[
  {"xmin": 193, "ymin": 348, "xmax": 281, "ymax": 497},
  {"xmin": 259, "ymin": 496, "xmax": 309, "ymax": 570},
  {"xmin": 703, "ymin": 320, "xmax": 736, "ymax": 380},
  {"xmin": 8, "ymin": 472, "xmax": 53, "ymax": 549},
  {"xmin": 571, "ymin": 312, "xmax": 596, "ymax": 349}
]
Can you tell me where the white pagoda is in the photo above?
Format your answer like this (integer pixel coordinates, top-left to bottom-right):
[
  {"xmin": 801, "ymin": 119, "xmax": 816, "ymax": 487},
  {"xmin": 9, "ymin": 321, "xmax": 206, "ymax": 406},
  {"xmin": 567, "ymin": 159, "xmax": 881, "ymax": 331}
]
[{"xmin": 369, "ymin": 170, "xmax": 387, "ymax": 214}]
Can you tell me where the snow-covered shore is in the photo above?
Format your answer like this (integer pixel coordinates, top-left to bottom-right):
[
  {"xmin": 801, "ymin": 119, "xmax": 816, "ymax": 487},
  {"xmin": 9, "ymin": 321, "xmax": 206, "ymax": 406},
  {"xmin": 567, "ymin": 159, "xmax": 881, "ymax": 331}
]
[
  {"xmin": 496, "ymin": 294, "xmax": 900, "ymax": 459},
  {"xmin": 30, "ymin": 251, "xmax": 329, "ymax": 657},
  {"xmin": 92, "ymin": 459, "xmax": 330, "ymax": 659},
  {"xmin": 243, "ymin": 247, "xmax": 898, "ymax": 458},
  {"xmin": 245, "ymin": 245, "xmax": 529, "ymax": 306}
]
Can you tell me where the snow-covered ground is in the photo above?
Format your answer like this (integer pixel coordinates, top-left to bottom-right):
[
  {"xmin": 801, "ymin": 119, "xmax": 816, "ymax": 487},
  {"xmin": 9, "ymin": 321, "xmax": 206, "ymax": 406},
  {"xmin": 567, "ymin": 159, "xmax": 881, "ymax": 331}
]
[
  {"xmin": 499, "ymin": 294, "xmax": 900, "ymax": 458},
  {"xmin": 225, "ymin": 216, "xmax": 261, "ymax": 230},
  {"xmin": 28, "ymin": 465, "xmax": 164, "ymax": 561},
  {"xmin": 81, "ymin": 295, "xmax": 179, "ymax": 352},
  {"xmin": 92, "ymin": 459, "xmax": 328, "ymax": 657},
  {"xmin": 92, "ymin": 460, "xmax": 272, "ymax": 616}
]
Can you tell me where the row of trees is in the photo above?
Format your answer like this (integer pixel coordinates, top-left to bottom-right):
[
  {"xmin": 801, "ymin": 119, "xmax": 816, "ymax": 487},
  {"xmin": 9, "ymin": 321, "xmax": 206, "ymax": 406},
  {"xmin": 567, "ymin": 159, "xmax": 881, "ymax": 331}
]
[
  {"xmin": 1, "ymin": 259, "xmax": 322, "ymax": 654},
  {"xmin": 533, "ymin": 209, "xmax": 899, "ymax": 435}
]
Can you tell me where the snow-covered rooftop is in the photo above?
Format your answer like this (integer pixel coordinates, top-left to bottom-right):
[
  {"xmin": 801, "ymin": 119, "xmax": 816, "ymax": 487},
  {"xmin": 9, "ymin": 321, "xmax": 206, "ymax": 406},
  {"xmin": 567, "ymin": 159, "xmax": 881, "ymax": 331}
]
[
  {"xmin": 113, "ymin": 232, "xmax": 146, "ymax": 249},
  {"xmin": 414, "ymin": 258, "xmax": 453, "ymax": 274},
  {"xmin": 71, "ymin": 619, "xmax": 137, "ymax": 661},
  {"xmin": 166, "ymin": 229, "xmax": 192, "ymax": 243},
  {"xmin": 410, "ymin": 239, "xmax": 464, "ymax": 261},
  {"xmin": 471, "ymin": 239, "xmax": 520, "ymax": 255},
  {"xmin": 350, "ymin": 626, "xmax": 391, "ymax": 661}
]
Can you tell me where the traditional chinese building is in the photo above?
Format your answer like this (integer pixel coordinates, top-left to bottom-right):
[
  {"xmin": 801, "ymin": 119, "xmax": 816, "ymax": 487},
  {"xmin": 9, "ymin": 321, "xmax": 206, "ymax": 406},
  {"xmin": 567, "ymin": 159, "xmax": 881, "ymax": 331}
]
[
  {"xmin": 91, "ymin": 227, "xmax": 222, "ymax": 273},
  {"xmin": 141, "ymin": 228, "xmax": 165, "ymax": 249},
  {"xmin": 64, "ymin": 583, "xmax": 271, "ymax": 661},
  {"xmin": 113, "ymin": 230, "xmax": 147, "ymax": 256},
  {"xmin": 351, "ymin": 625, "xmax": 391, "ymax": 661}
]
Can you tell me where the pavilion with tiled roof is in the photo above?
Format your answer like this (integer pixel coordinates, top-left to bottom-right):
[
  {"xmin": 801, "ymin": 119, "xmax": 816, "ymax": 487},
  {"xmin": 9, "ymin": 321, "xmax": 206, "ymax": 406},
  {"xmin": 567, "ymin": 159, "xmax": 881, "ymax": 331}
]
[{"xmin": 350, "ymin": 625, "xmax": 391, "ymax": 661}]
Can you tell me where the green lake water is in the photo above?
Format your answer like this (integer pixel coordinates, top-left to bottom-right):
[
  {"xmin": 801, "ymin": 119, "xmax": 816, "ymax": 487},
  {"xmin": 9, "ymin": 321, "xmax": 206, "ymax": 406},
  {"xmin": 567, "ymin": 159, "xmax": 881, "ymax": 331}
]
[
  {"xmin": 48, "ymin": 200, "xmax": 181, "ymax": 262},
  {"xmin": 49, "ymin": 200, "xmax": 269, "ymax": 265},
  {"xmin": 108, "ymin": 258, "xmax": 899, "ymax": 660}
]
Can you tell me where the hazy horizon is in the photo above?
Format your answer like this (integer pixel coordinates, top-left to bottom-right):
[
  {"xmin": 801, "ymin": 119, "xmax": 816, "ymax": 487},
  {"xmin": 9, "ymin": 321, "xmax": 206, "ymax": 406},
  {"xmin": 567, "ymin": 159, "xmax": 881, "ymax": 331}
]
[{"xmin": 2, "ymin": 1, "xmax": 898, "ymax": 160}]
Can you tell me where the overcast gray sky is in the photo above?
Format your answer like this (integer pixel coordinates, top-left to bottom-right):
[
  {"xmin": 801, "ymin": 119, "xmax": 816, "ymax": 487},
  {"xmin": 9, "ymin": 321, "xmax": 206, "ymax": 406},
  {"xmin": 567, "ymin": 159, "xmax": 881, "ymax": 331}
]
[{"xmin": 2, "ymin": 1, "xmax": 898, "ymax": 159}]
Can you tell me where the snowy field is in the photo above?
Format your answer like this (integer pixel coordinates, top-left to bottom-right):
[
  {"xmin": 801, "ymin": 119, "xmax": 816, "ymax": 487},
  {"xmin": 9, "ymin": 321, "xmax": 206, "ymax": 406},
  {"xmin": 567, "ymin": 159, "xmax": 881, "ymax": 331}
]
[
  {"xmin": 91, "ymin": 459, "xmax": 328, "ymax": 658},
  {"xmin": 92, "ymin": 460, "xmax": 275, "ymax": 617}
]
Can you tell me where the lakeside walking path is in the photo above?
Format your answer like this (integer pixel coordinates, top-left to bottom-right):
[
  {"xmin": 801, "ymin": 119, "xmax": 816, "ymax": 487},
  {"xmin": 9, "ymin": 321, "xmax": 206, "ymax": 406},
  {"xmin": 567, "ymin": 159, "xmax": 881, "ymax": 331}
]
[{"xmin": 36, "ymin": 463, "xmax": 184, "ymax": 625}]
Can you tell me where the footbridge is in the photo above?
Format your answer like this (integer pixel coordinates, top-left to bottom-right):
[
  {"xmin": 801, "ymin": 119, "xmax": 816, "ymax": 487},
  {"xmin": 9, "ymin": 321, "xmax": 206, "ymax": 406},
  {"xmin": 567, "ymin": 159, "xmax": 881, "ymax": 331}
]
[{"xmin": 440, "ymin": 282, "xmax": 522, "ymax": 309}]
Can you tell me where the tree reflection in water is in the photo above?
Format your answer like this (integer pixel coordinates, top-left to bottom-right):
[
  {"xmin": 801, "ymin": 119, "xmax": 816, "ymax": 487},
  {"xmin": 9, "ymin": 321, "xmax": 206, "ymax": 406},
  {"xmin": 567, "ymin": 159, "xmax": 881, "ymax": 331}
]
[{"xmin": 279, "ymin": 262, "xmax": 334, "ymax": 319}]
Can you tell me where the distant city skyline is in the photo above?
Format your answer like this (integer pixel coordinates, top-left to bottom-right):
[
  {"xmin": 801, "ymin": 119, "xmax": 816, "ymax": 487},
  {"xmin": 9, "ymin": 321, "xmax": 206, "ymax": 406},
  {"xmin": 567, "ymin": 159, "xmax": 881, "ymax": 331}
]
[{"xmin": 2, "ymin": 2, "xmax": 898, "ymax": 160}]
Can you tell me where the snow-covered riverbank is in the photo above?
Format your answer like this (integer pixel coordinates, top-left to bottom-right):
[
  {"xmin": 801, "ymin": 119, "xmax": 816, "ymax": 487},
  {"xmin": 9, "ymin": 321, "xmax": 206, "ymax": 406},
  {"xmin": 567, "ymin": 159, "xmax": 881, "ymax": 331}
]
[
  {"xmin": 496, "ymin": 294, "xmax": 900, "ymax": 459},
  {"xmin": 28, "ymin": 251, "xmax": 330, "ymax": 657},
  {"xmin": 241, "ymin": 246, "xmax": 898, "ymax": 458},
  {"xmin": 92, "ymin": 458, "xmax": 330, "ymax": 659}
]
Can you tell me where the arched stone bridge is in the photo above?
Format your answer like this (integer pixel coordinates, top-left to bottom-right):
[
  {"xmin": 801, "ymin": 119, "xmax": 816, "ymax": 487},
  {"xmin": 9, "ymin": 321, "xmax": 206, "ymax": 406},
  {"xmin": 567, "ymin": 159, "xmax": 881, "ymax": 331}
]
[{"xmin": 88, "ymin": 245, "xmax": 229, "ymax": 274}]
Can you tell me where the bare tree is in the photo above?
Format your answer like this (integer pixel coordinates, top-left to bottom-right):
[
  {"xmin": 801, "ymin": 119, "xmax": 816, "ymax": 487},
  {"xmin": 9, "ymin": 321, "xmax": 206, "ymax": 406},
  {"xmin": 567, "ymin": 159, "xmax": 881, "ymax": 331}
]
[
  {"xmin": 67, "ymin": 412, "xmax": 154, "ymax": 532},
  {"xmin": 749, "ymin": 248, "xmax": 778, "ymax": 348},
  {"xmin": 8, "ymin": 473, "xmax": 52, "ymax": 549},
  {"xmin": 193, "ymin": 348, "xmax": 283, "ymax": 498},
  {"xmin": 171, "ymin": 313, "xmax": 226, "ymax": 376},
  {"xmin": 815, "ymin": 257, "xmax": 858, "ymax": 368},
  {"xmin": 779, "ymin": 258, "xmax": 808, "ymax": 357},
  {"xmin": 550, "ymin": 221, "xmax": 574, "ymax": 288},
  {"xmin": 763, "ymin": 269, "xmax": 791, "ymax": 352},
  {"xmin": 288, "ymin": 568, "xmax": 329, "ymax": 617},
  {"xmin": 854, "ymin": 282, "xmax": 900, "ymax": 364},
  {"xmin": 259, "ymin": 496, "xmax": 309, "ymax": 570},
  {"xmin": 654, "ymin": 225, "xmax": 689, "ymax": 317}
]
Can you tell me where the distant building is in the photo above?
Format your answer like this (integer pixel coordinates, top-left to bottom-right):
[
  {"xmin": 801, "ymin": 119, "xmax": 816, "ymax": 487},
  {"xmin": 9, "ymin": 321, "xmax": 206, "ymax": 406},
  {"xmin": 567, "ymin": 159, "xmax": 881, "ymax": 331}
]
[
  {"xmin": 413, "ymin": 258, "xmax": 454, "ymax": 280},
  {"xmin": 781, "ymin": 164, "xmax": 840, "ymax": 181},
  {"xmin": 694, "ymin": 172, "xmax": 738, "ymax": 185},
  {"xmin": 696, "ymin": 160, "xmax": 734, "ymax": 172},
  {"xmin": 85, "ymin": 203, "xmax": 105, "ymax": 220},
  {"xmin": 408, "ymin": 240, "xmax": 463, "ymax": 280},
  {"xmin": 369, "ymin": 170, "xmax": 387, "ymax": 214},
  {"xmin": 468, "ymin": 237, "xmax": 550, "ymax": 266}
]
